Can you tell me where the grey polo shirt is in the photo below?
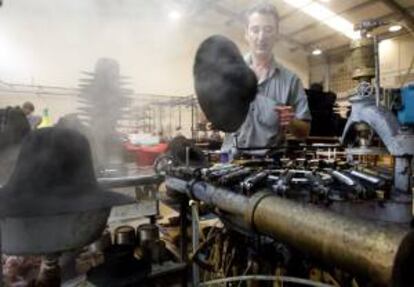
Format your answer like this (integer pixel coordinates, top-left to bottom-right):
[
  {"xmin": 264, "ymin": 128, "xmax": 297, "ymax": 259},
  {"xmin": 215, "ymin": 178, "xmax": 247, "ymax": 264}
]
[{"xmin": 221, "ymin": 55, "xmax": 311, "ymax": 155}]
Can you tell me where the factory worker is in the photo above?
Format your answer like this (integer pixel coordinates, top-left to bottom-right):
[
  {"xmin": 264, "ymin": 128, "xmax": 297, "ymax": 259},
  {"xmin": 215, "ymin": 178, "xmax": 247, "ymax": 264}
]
[{"xmin": 221, "ymin": 2, "xmax": 311, "ymax": 155}]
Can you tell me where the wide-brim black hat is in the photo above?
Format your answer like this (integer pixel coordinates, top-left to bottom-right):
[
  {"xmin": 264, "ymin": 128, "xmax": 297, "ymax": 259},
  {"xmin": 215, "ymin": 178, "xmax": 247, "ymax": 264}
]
[
  {"xmin": 193, "ymin": 35, "xmax": 257, "ymax": 132},
  {"xmin": 0, "ymin": 127, "xmax": 134, "ymax": 217}
]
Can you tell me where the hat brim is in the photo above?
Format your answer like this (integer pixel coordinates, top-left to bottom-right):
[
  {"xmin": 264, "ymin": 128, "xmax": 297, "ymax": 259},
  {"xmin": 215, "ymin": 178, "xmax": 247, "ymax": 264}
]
[
  {"xmin": 0, "ymin": 185, "xmax": 135, "ymax": 218},
  {"xmin": 193, "ymin": 35, "xmax": 257, "ymax": 133}
]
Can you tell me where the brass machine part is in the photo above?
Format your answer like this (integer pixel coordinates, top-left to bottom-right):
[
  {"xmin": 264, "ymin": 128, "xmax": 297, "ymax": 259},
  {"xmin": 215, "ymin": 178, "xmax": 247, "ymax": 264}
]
[
  {"xmin": 351, "ymin": 37, "xmax": 375, "ymax": 82},
  {"xmin": 137, "ymin": 223, "xmax": 159, "ymax": 244},
  {"xmin": 114, "ymin": 225, "xmax": 136, "ymax": 246},
  {"xmin": 252, "ymin": 193, "xmax": 411, "ymax": 286},
  {"xmin": 136, "ymin": 224, "xmax": 164, "ymax": 263},
  {"xmin": 166, "ymin": 177, "xmax": 414, "ymax": 286}
]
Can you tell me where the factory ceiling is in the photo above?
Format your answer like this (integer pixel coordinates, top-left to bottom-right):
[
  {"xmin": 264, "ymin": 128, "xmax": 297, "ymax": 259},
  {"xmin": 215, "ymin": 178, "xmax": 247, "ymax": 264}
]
[
  {"xmin": 0, "ymin": 0, "xmax": 413, "ymax": 71},
  {"xmin": 172, "ymin": 0, "xmax": 414, "ymax": 54}
]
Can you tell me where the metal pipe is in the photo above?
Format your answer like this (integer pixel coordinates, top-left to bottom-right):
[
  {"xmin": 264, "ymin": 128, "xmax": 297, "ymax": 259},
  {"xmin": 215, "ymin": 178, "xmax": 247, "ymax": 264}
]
[
  {"xmin": 199, "ymin": 275, "xmax": 334, "ymax": 287},
  {"xmin": 179, "ymin": 198, "xmax": 188, "ymax": 263},
  {"xmin": 97, "ymin": 174, "xmax": 163, "ymax": 188},
  {"xmin": 330, "ymin": 170, "xmax": 356, "ymax": 186},
  {"xmin": 252, "ymin": 194, "xmax": 413, "ymax": 286},
  {"xmin": 241, "ymin": 171, "xmax": 269, "ymax": 192},
  {"xmin": 191, "ymin": 96, "xmax": 195, "ymax": 140},
  {"xmin": 165, "ymin": 177, "xmax": 414, "ymax": 286},
  {"xmin": 179, "ymin": 198, "xmax": 188, "ymax": 287},
  {"xmin": 374, "ymin": 35, "xmax": 381, "ymax": 107},
  {"xmin": 186, "ymin": 147, "xmax": 190, "ymax": 167},
  {"xmin": 166, "ymin": 177, "xmax": 249, "ymax": 216},
  {"xmin": 350, "ymin": 170, "xmax": 382, "ymax": 185},
  {"xmin": 190, "ymin": 201, "xmax": 200, "ymax": 287},
  {"xmin": 218, "ymin": 168, "xmax": 252, "ymax": 184},
  {"xmin": 356, "ymin": 166, "xmax": 393, "ymax": 181}
]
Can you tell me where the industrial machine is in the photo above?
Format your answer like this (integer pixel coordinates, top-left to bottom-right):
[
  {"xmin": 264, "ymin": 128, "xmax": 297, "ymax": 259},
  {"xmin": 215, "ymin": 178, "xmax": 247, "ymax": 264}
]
[
  {"xmin": 161, "ymin": 147, "xmax": 413, "ymax": 286},
  {"xmin": 160, "ymin": 31, "xmax": 414, "ymax": 287},
  {"xmin": 343, "ymin": 19, "xmax": 414, "ymax": 195},
  {"xmin": 0, "ymin": 18, "xmax": 413, "ymax": 287}
]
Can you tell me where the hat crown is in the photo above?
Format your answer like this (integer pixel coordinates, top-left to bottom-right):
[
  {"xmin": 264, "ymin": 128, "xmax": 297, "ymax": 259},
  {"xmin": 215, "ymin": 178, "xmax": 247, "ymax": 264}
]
[{"xmin": 6, "ymin": 128, "xmax": 97, "ymax": 195}]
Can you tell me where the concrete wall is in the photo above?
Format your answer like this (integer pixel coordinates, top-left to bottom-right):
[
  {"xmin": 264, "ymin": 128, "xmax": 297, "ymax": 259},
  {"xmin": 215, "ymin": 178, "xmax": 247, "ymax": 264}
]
[
  {"xmin": 380, "ymin": 34, "xmax": 414, "ymax": 87},
  {"xmin": 309, "ymin": 34, "xmax": 414, "ymax": 98}
]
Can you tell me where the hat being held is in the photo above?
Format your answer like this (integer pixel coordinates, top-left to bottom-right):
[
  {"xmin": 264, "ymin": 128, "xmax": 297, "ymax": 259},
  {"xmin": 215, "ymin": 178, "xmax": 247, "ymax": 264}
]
[
  {"xmin": 0, "ymin": 127, "xmax": 134, "ymax": 217},
  {"xmin": 193, "ymin": 35, "xmax": 257, "ymax": 133}
]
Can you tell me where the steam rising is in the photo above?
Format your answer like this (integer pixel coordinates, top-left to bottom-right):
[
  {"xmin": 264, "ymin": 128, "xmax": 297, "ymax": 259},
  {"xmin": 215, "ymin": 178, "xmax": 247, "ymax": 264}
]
[{"xmin": 76, "ymin": 58, "xmax": 132, "ymax": 171}]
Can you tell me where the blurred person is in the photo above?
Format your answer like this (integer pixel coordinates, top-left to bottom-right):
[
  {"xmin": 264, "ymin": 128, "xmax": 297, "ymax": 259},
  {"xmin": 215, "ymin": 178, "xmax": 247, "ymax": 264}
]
[
  {"xmin": 22, "ymin": 101, "xmax": 41, "ymax": 130},
  {"xmin": 0, "ymin": 106, "xmax": 30, "ymax": 184},
  {"xmin": 21, "ymin": 101, "xmax": 34, "ymax": 116},
  {"xmin": 221, "ymin": 2, "xmax": 311, "ymax": 155}
]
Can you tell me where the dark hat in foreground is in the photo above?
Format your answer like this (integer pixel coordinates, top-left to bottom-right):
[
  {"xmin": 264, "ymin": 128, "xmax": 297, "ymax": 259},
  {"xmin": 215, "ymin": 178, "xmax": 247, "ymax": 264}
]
[
  {"xmin": 193, "ymin": 35, "xmax": 257, "ymax": 132},
  {"xmin": 168, "ymin": 136, "xmax": 207, "ymax": 167},
  {"xmin": 0, "ymin": 127, "xmax": 134, "ymax": 217}
]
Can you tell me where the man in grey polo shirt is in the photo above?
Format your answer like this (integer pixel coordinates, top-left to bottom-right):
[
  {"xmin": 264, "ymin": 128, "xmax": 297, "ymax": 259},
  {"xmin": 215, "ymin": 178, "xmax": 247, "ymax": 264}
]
[{"xmin": 221, "ymin": 2, "xmax": 311, "ymax": 155}]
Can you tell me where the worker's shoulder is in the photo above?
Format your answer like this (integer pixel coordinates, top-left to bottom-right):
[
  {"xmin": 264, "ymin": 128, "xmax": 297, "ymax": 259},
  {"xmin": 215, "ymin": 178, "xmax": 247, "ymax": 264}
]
[{"xmin": 274, "ymin": 62, "xmax": 301, "ymax": 83}]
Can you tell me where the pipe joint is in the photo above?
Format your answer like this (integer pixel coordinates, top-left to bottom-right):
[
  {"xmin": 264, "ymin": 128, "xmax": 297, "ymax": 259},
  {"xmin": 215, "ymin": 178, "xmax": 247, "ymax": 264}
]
[{"xmin": 245, "ymin": 191, "xmax": 274, "ymax": 230}]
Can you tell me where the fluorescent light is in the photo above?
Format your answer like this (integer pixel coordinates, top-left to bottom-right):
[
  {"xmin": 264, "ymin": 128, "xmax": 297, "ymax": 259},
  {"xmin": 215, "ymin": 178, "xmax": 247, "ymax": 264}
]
[
  {"xmin": 312, "ymin": 49, "xmax": 322, "ymax": 55},
  {"xmin": 0, "ymin": 32, "xmax": 31, "ymax": 76},
  {"xmin": 168, "ymin": 10, "xmax": 182, "ymax": 21},
  {"xmin": 388, "ymin": 25, "xmax": 402, "ymax": 32},
  {"xmin": 284, "ymin": 0, "xmax": 360, "ymax": 39}
]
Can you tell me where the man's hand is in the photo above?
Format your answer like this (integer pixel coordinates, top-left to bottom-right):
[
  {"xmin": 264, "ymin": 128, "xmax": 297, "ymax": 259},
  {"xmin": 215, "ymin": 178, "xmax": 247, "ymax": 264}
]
[
  {"xmin": 274, "ymin": 105, "xmax": 310, "ymax": 139},
  {"xmin": 275, "ymin": 105, "xmax": 294, "ymax": 127}
]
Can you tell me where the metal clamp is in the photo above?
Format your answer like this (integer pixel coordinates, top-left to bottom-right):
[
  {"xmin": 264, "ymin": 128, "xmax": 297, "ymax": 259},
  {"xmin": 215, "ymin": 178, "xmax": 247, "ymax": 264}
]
[
  {"xmin": 186, "ymin": 179, "xmax": 200, "ymax": 200},
  {"xmin": 244, "ymin": 191, "xmax": 274, "ymax": 230}
]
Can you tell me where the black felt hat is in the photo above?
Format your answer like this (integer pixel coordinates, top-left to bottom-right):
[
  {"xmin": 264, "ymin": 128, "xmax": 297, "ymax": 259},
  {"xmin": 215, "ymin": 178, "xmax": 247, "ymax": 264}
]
[
  {"xmin": 0, "ymin": 127, "xmax": 134, "ymax": 217},
  {"xmin": 193, "ymin": 35, "xmax": 257, "ymax": 132},
  {"xmin": 168, "ymin": 136, "xmax": 207, "ymax": 167}
]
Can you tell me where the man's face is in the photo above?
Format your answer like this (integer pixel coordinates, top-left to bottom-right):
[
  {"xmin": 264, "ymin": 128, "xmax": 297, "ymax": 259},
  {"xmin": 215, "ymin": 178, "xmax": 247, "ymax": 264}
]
[{"xmin": 245, "ymin": 12, "xmax": 277, "ymax": 58}]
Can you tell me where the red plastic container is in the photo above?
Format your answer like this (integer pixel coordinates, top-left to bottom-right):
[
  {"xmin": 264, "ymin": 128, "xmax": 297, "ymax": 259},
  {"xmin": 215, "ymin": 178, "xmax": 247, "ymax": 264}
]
[{"xmin": 125, "ymin": 143, "xmax": 168, "ymax": 166}]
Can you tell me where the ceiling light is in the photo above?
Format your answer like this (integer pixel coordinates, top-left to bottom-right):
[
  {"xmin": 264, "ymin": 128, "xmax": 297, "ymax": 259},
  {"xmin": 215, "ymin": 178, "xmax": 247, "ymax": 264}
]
[
  {"xmin": 0, "ymin": 33, "xmax": 31, "ymax": 76},
  {"xmin": 284, "ymin": 0, "xmax": 360, "ymax": 39},
  {"xmin": 366, "ymin": 33, "xmax": 372, "ymax": 38},
  {"xmin": 388, "ymin": 25, "xmax": 402, "ymax": 32},
  {"xmin": 312, "ymin": 49, "xmax": 322, "ymax": 55},
  {"xmin": 168, "ymin": 10, "xmax": 182, "ymax": 21}
]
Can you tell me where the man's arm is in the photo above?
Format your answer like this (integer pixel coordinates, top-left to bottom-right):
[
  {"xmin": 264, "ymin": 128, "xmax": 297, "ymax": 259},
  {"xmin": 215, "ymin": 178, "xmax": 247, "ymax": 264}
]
[{"xmin": 289, "ymin": 76, "xmax": 312, "ymax": 139}]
